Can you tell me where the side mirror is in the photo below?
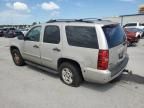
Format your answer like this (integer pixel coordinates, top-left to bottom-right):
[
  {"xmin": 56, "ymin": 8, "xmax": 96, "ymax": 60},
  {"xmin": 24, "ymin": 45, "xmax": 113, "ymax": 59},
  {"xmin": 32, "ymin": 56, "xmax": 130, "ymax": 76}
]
[{"xmin": 24, "ymin": 36, "xmax": 30, "ymax": 41}]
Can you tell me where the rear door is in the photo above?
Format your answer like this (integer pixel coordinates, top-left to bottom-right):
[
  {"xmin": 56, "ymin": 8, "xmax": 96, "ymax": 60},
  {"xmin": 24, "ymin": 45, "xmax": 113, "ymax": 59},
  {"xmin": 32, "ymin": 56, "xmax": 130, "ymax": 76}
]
[
  {"xmin": 41, "ymin": 25, "xmax": 62, "ymax": 70},
  {"xmin": 64, "ymin": 25, "xmax": 99, "ymax": 69},
  {"xmin": 102, "ymin": 24, "xmax": 127, "ymax": 71}
]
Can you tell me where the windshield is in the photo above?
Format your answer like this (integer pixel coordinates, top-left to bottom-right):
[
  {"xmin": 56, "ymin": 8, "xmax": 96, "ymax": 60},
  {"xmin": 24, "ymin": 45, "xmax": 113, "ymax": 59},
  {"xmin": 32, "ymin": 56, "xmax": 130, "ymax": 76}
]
[{"xmin": 103, "ymin": 24, "xmax": 126, "ymax": 48}]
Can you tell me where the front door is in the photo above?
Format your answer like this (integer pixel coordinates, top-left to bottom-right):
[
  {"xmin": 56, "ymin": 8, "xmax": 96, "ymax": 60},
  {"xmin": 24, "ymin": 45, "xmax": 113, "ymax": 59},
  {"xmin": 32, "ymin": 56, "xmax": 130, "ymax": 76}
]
[{"xmin": 23, "ymin": 26, "xmax": 42, "ymax": 64}]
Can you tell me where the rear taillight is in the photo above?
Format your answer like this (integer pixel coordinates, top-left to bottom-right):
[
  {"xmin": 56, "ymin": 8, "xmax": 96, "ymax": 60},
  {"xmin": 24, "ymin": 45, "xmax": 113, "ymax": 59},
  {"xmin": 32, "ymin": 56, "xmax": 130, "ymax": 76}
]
[{"xmin": 97, "ymin": 50, "xmax": 109, "ymax": 70}]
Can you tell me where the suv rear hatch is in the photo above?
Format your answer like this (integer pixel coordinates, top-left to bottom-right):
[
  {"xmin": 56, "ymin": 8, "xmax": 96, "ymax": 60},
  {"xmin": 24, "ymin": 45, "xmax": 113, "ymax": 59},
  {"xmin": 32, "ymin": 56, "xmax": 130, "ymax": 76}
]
[{"xmin": 102, "ymin": 24, "xmax": 128, "ymax": 76}]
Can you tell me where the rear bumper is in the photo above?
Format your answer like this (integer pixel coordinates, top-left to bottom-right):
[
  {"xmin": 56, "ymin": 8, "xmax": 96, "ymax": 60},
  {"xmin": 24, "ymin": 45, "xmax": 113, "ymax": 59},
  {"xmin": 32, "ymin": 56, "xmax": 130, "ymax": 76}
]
[{"xmin": 83, "ymin": 54, "xmax": 129, "ymax": 84}]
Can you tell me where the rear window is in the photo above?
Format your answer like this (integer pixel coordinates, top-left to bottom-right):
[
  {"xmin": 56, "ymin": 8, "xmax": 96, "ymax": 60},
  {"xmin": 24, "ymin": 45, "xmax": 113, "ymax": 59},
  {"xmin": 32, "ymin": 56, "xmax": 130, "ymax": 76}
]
[
  {"xmin": 65, "ymin": 26, "xmax": 98, "ymax": 49},
  {"xmin": 9, "ymin": 28, "xmax": 16, "ymax": 30},
  {"xmin": 124, "ymin": 23, "xmax": 137, "ymax": 27},
  {"xmin": 103, "ymin": 24, "xmax": 126, "ymax": 48},
  {"xmin": 3, "ymin": 29, "xmax": 7, "ymax": 31}
]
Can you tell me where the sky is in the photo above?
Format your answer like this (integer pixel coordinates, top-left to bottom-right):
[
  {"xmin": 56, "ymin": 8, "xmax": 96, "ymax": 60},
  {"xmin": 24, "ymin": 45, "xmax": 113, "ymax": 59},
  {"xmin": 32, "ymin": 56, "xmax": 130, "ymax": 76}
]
[{"xmin": 0, "ymin": 0, "xmax": 143, "ymax": 25}]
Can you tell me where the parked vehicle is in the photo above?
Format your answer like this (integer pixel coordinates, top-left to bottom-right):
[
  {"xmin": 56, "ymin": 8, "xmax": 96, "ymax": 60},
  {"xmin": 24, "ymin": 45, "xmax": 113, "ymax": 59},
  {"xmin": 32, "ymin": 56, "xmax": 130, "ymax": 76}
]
[
  {"xmin": 10, "ymin": 19, "xmax": 129, "ymax": 87},
  {"xmin": 124, "ymin": 27, "xmax": 144, "ymax": 38},
  {"xmin": 2, "ymin": 28, "xmax": 9, "ymax": 37},
  {"xmin": 5, "ymin": 28, "xmax": 23, "ymax": 38},
  {"xmin": 135, "ymin": 28, "xmax": 144, "ymax": 38},
  {"xmin": 124, "ymin": 28, "xmax": 140, "ymax": 46},
  {"xmin": 131, "ymin": 28, "xmax": 144, "ymax": 38},
  {"xmin": 19, "ymin": 29, "xmax": 29, "ymax": 35},
  {"xmin": 123, "ymin": 22, "xmax": 144, "ymax": 30},
  {"xmin": 0, "ymin": 28, "xmax": 4, "ymax": 37}
]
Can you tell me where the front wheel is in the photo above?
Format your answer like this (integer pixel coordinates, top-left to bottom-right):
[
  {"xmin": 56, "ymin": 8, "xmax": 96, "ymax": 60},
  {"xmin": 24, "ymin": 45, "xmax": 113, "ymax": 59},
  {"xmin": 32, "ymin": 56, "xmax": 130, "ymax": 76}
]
[
  {"xmin": 59, "ymin": 62, "xmax": 83, "ymax": 87},
  {"xmin": 11, "ymin": 49, "xmax": 25, "ymax": 66}
]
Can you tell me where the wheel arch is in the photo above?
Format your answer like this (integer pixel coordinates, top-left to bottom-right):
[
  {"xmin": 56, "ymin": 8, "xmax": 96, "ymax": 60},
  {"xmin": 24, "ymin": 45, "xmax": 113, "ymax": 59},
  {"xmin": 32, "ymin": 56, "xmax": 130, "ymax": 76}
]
[
  {"xmin": 57, "ymin": 58, "xmax": 84, "ymax": 79},
  {"xmin": 10, "ymin": 46, "xmax": 19, "ymax": 53}
]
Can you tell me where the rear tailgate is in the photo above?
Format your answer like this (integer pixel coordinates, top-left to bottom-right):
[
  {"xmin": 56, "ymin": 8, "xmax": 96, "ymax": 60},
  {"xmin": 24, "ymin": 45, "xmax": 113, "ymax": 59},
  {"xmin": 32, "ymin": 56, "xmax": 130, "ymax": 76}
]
[{"xmin": 103, "ymin": 24, "xmax": 128, "ymax": 76}]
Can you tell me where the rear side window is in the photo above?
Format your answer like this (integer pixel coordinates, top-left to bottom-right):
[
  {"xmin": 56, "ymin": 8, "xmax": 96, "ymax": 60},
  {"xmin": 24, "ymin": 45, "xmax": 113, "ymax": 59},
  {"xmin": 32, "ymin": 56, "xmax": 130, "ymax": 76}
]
[
  {"xmin": 140, "ymin": 23, "xmax": 144, "ymax": 26},
  {"xmin": 103, "ymin": 24, "xmax": 126, "ymax": 48},
  {"xmin": 65, "ymin": 26, "xmax": 98, "ymax": 49},
  {"xmin": 43, "ymin": 26, "xmax": 60, "ymax": 44}
]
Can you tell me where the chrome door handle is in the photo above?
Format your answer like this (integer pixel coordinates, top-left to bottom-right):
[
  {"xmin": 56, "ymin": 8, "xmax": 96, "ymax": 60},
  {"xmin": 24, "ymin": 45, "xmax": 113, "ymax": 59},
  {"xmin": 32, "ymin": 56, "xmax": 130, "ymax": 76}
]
[
  {"xmin": 33, "ymin": 45, "xmax": 39, "ymax": 48},
  {"xmin": 53, "ymin": 48, "xmax": 61, "ymax": 52}
]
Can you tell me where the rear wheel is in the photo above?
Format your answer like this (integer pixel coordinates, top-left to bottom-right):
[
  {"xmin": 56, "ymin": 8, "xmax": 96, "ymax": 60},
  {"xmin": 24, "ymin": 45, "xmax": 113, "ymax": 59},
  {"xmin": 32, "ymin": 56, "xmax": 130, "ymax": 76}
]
[
  {"xmin": 59, "ymin": 62, "xmax": 83, "ymax": 87},
  {"xmin": 11, "ymin": 49, "xmax": 25, "ymax": 66}
]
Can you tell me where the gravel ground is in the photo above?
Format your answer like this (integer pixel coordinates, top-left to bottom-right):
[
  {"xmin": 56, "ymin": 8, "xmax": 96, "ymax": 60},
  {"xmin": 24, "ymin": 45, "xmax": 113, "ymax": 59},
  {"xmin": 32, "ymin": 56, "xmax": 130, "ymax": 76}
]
[{"xmin": 0, "ymin": 37, "xmax": 144, "ymax": 108}]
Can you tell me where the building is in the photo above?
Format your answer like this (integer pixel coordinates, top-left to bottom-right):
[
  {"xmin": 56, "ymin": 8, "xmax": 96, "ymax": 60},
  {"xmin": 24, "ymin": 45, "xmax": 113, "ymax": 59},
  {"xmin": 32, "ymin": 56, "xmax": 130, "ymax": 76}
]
[
  {"xmin": 103, "ymin": 14, "xmax": 144, "ymax": 26},
  {"xmin": 103, "ymin": 4, "xmax": 144, "ymax": 26},
  {"xmin": 139, "ymin": 4, "xmax": 144, "ymax": 14}
]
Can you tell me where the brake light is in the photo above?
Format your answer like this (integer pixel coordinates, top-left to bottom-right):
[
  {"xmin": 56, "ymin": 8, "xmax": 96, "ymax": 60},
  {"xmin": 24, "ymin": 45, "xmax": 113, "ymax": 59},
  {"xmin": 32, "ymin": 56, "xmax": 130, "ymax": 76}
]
[{"xmin": 97, "ymin": 50, "xmax": 109, "ymax": 70}]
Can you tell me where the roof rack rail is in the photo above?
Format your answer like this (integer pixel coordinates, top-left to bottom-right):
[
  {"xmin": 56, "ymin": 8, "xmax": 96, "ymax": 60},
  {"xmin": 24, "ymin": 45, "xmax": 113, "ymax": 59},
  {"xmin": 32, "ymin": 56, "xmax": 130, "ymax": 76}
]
[
  {"xmin": 46, "ymin": 18, "xmax": 111, "ymax": 23},
  {"xmin": 81, "ymin": 18, "xmax": 111, "ymax": 22},
  {"xmin": 47, "ymin": 19, "xmax": 78, "ymax": 23},
  {"xmin": 81, "ymin": 18, "xmax": 102, "ymax": 21}
]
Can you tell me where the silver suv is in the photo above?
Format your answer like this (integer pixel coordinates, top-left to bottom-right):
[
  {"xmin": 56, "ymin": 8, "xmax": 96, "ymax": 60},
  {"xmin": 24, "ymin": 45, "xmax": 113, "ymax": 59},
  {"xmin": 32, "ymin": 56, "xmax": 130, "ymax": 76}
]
[{"xmin": 10, "ymin": 19, "xmax": 129, "ymax": 87}]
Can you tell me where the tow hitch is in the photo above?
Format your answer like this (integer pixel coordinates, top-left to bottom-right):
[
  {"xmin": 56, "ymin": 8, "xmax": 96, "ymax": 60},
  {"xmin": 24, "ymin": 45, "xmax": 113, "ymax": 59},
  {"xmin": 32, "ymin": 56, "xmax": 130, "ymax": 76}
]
[{"xmin": 123, "ymin": 69, "xmax": 132, "ymax": 75}]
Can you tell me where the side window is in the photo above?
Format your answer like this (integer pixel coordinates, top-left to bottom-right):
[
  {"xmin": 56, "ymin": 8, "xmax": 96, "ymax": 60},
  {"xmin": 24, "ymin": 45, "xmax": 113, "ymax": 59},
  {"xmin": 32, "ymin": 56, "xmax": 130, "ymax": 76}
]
[
  {"xmin": 140, "ymin": 23, "xmax": 144, "ymax": 26},
  {"xmin": 43, "ymin": 26, "xmax": 60, "ymax": 44},
  {"xmin": 26, "ymin": 26, "xmax": 41, "ymax": 42},
  {"xmin": 65, "ymin": 26, "xmax": 98, "ymax": 49}
]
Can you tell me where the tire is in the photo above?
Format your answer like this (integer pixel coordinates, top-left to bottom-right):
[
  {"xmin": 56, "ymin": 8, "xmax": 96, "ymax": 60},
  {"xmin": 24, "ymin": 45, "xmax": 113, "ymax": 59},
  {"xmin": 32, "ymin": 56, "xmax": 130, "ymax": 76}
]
[
  {"xmin": 11, "ymin": 49, "xmax": 25, "ymax": 66},
  {"xmin": 59, "ymin": 62, "xmax": 83, "ymax": 87}
]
